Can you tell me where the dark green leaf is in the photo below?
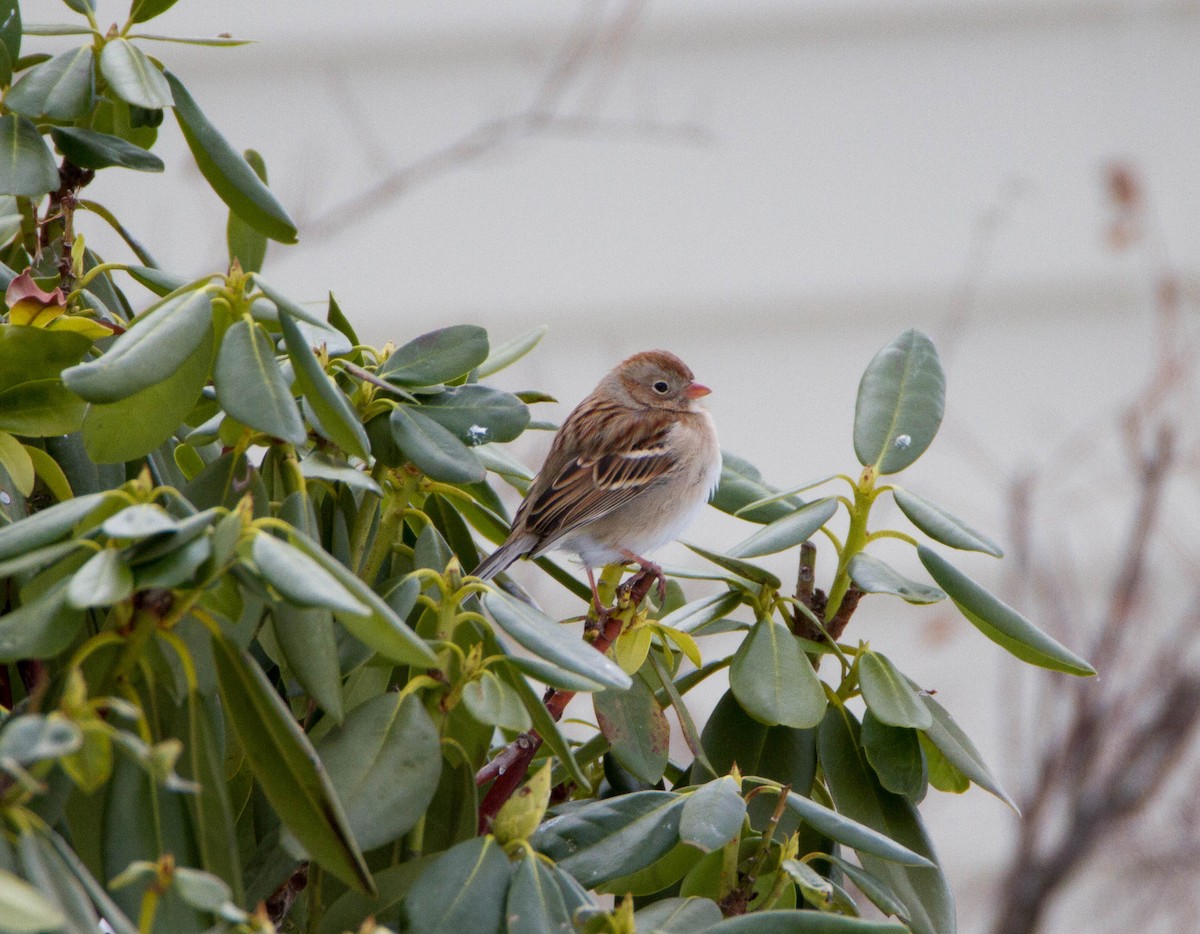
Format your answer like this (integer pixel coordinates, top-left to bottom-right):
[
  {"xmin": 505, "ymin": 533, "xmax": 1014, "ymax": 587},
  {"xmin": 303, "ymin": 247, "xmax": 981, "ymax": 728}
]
[
  {"xmin": 505, "ymin": 847, "xmax": 574, "ymax": 934},
  {"xmin": 271, "ymin": 604, "xmax": 343, "ymax": 721},
  {"xmin": 166, "ymin": 72, "xmax": 298, "ymax": 244},
  {"xmin": 706, "ymin": 912, "xmax": 909, "ymax": 932},
  {"xmin": 917, "ymin": 692, "xmax": 1015, "ymax": 810},
  {"xmin": 180, "ymin": 693, "xmax": 243, "ymax": 902},
  {"xmin": 818, "ymin": 704, "xmax": 954, "ymax": 934},
  {"xmin": 822, "ymin": 854, "xmax": 908, "ymax": 920},
  {"xmin": 633, "ymin": 896, "xmax": 722, "ymax": 933},
  {"xmin": 402, "ymin": 836, "xmax": 511, "ymax": 934},
  {"xmin": 919, "ymin": 734, "xmax": 970, "ymax": 795},
  {"xmin": 279, "ymin": 309, "xmax": 368, "ymax": 458},
  {"xmin": 0, "ymin": 491, "xmax": 106, "ymax": 561},
  {"xmin": 0, "ymin": 322, "xmax": 91, "ymax": 394},
  {"xmin": 252, "ymin": 531, "xmax": 367, "ymax": 616},
  {"xmin": 853, "ymin": 330, "xmax": 945, "ymax": 475},
  {"xmin": 477, "ymin": 324, "xmax": 547, "ymax": 378},
  {"xmin": 214, "ymin": 318, "xmax": 306, "ymax": 443},
  {"xmin": 862, "ymin": 712, "xmax": 927, "ymax": 803},
  {"xmin": 918, "ymin": 546, "xmax": 1096, "ymax": 676},
  {"xmin": 211, "ymin": 633, "xmax": 374, "ymax": 894},
  {"xmin": 727, "ymin": 497, "xmax": 838, "ymax": 559},
  {"xmin": 0, "ymin": 115, "xmax": 59, "ymax": 197},
  {"xmin": 129, "ymin": 0, "xmax": 180, "ymax": 24},
  {"xmin": 50, "ymin": 127, "xmax": 163, "ymax": 172},
  {"xmin": 389, "ymin": 404, "xmax": 484, "ymax": 484},
  {"xmin": 125, "ymin": 264, "xmax": 185, "ymax": 295},
  {"xmin": 16, "ymin": 829, "xmax": 99, "ymax": 934},
  {"xmin": 81, "ymin": 324, "xmax": 213, "ymax": 462},
  {"xmin": 65, "ymin": 548, "xmax": 131, "ymax": 608},
  {"xmin": 729, "ymin": 619, "xmax": 825, "ymax": 728},
  {"xmin": 0, "ymin": 378, "xmax": 87, "ymax": 436},
  {"xmin": 6, "ymin": 46, "xmax": 94, "ymax": 120},
  {"xmin": 485, "ymin": 591, "xmax": 631, "ymax": 691},
  {"xmin": 711, "ymin": 450, "xmax": 803, "ymax": 524},
  {"xmin": 684, "ymin": 542, "xmax": 780, "ymax": 588},
  {"xmin": 417, "ymin": 384, "xmax": 529, "ymax": 445},
  {"xmin": 531, "ymin": 791, "xmax": 685, "ymax": 887},
  {"xmin": 315, "ymin": 693, "xmax": 441, "ymax": 852},
  {"xmin": 100, "ymin": 38, "xmax": 171, "ymax": 109},
  {"xmin": 226, "ymin": 148, "xmax": 267, "ymax": 272},
  {"xmin": 493, "ymin": 661, "xmax": 589, "ymax": 791},
  {"xmin": 63, "ymin": 288, "xmax": 214, "ymax": 404},
  {"xmin": 461, "ymin": 670, "xmax": 529, "ymax": 731},
  {"xmin": 775, "ymin": 788, "xmax": 932, "ymax": 868},
  {"xmin": 848, "ymin": 553, "xmax": 944, "ymax": 605},
  {"xmin": 594, "ymin": 676, "xmax": 670, "ymax": 784},
  {"xmin": 0, "ymin": 579, "xmax": 85, "ymax": 662},
  {"xmin": 892, "ymin": 488, "xmax": 1002, "ymax": 557},
  {"xmin": 658, "ymin": 589, "xmax": 743, "ymax": 635},
  {"xmin": 679, "ymin": 777, "xmax": 745, "ymax": 853},
  {"xmin": 379, "ymin": 325, "xmax": 488, "ymax": 387},
  {"xmin": 0, "ymin": 1, "xmax": 19, "ymax": 65},
  {"xmin": 858, "ymin": 650, "xmax": 932, "ymax": 729}
]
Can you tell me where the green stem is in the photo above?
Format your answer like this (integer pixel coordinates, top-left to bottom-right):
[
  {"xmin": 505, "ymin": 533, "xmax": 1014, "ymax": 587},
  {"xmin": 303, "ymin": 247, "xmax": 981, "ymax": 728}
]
[{"xmin": 824, "ymin": 468, "xmax": 878, "ymax": 622}]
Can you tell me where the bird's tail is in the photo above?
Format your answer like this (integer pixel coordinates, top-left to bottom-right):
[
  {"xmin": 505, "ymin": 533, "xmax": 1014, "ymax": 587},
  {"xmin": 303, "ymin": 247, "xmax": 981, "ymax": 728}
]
[{"xmin": 473, "ymin": 536, "xmax": 534, "ymax": 581}]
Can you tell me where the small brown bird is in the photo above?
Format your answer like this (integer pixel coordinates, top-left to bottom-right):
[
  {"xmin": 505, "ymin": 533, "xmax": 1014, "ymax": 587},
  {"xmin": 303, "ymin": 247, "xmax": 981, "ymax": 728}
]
[{"xmin": 474, "ymin": 350, "xmax": 721, "ymax": 604}]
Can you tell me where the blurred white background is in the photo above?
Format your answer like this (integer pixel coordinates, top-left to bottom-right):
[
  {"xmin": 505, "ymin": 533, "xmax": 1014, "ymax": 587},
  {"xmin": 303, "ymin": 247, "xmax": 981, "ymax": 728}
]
[{"xmin": 20, "ymin": 1, "xmax": 1200, "ymax": 930}]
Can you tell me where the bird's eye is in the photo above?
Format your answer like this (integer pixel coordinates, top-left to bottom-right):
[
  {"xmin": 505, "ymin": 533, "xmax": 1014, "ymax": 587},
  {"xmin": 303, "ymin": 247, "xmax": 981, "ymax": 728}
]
[{"xmin": 652, "ymin": 380, "xmax": 670, "ymax": 394}]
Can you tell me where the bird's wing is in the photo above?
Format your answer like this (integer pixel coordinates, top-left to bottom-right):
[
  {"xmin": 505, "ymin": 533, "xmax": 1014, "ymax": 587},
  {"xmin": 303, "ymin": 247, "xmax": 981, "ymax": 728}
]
[{"xmin": 519, "ymin": 417, "xmax": 678, "ymax": 548}]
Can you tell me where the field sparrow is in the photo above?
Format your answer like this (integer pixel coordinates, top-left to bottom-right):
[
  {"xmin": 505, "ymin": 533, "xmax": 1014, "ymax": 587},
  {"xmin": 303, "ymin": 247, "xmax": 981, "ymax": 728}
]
[{"xmin": 475, "ymin": 350, "xmax": 721, "ymax": 603}]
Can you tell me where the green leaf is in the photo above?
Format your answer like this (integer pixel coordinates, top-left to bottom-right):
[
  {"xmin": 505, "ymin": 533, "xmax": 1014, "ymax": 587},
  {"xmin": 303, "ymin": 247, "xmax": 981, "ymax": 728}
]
[
  {"xmin": 461, "ymin": 670, "xmax": 530, "ymax": 731},
  {"xmin": 165, "ymin": 72, "xmax": 298, "ymax": 244},
  {"xmin": 417, "ymin": 384, "xmax": 530, "ymax": 446},
  {"xmin": 0, "ymin": 1, "xmax": 20, "ymax": 65},
  {"xmin": 99, "ymin": 38, "xmax": 171, "ymax": 109},
  {"xmin": 684, "ymin": 542, "xmax": 780, "ymax": 588},
  {"xmin": 705, "ymin": 912, "xmax": 909, "ymax": 932},
  {"xmin": 493, "ymin": 661, "xmax": 590, "ymax": 790},
  {"xmin": 918, "ymin": 692, "xmax": 1017, "ymax": 811},
  {"xmin": 0, "ymin": 115, "xmax": 59, "ymax": 197},
  {"xmin": 919, "ymin": 733, "xmax": 969, "ymax": 795},
  {"xmin": 61, "ymin": 0, "xmax": 95, "ymax": 13},
  {"xmin": 379, "ymin": 325, "xmax": 489, "ymax": 387},
  {"xmin": 0, "ymin": 432, "xmax": 32, "ymax": 495},
  {"xmin": 0, "ymin": 491, "xmax": 106, "ymax": 561},
  {"xmin": 101, "ymin": 503, "xmax": 178, "ymax": 538},
  {"xmin": 226, "ymin": 148, "xmax": 267, "ymax": 272},
  {"xmin": 822, "ymin": 854, "xmax": 909, "ymax": 921},
  {"xmin": 271, "ymin": 604, "xmax": 343, "ymax": 721},
  {"xmin": 711, "ymin": 450, "xmax": 802, "ymax": 524},
  {"xmin": 81, "ymin": 324, "xmax": 213, "ymax": 462},
  {"xmin": 0, "ymin": 713, "xmax": 80, "ymax": 763},
  {"xmin": 853, "ymin": 330, "xmax": 945, "ymax": 475},
  {"xmin": 65, "ymin": 548, "xmax": 132, "ymax": 608},
  {"xmin": 214, "ymin": 318, "xmax": 306, "ymax": 443},
  {"xmin": 858, "ymin": 650, "xmax": 933, "ymax": 729},
  {"xmin": 279, "ymin": 309, "xmax": 368, "ymax": 459},
  {"xmin": 773, "ymin": 787, "xmax": 933, "ymax": 868},
  {"xmin": 0, "ymin": 379, "xmax": 87, "ymax": 436},
  {"xmin": 0, "ymin": 579, "xmax": 85, "ymax": 662},
  {"xmin": 211, "ymin": 632, "xmax": 375, "ymax": 894},
  {"xmin": 633, "ymin": 897, "xmax": 722, "ymax": 933},
  {"xmin": 15, "ymin": 829, "xmax": 99, "ymax": 934},
  {"xmin": 180, "ymin": 693, "xmax": 243, "ymax": 903},
  {"xmin": 252, "ymin": 531, "xmax": 368, "ymax": 616},
  {"xmin": 818, "ymin": 704, "xmax": 954, "ymax": 934},
  {"xmin": 658, "ymin": 589, "xmax": 743, "ymax": 635},
  {"xmin": 484, "ymin": 591, "xmax": 631, "ymax": 691},
  {"xmin": 0, "ymin": 868, "xmax": 65, "ymax": 934},
  {"xmin": 729, "ymin": 619, "xmax": 825, "ymax": 728},
  {"xmin": 862, "ymin": 712, "xmax": 927, "ymax": 803},
  {"xmin": 50, "ymin": 127, "xmax": 163, "ymax": 172},
  {"xmin": 679, "ymin": 777, "xmax": 746, "ymax": 853},
  {"xmin": 284, "ymin": 529, "xmax": 437, "ymax": 667},
  {"xmin": 477, "ymin": 324, "xmax": 547, "ymax": 377},
  {"xmin": 402, "ymin": 837, "xmax": 511, "ymax": 934},
  {"xmin": 848, "ymin": 553, "xmax": 944, "ymax": 605},
  {"xmin": 594, "ymin": 676, "xmax": 670, "ymax": 784},
  {"xmin": 62, "ymin": 288, "xmax": 214, "ymax": 404},
  {"xmin": 6, "ymin": 46, "xmax": 94, "ymax": 120},
  {"xmin": 315, "ymin": 693, "xmax": 441, "ymax": 852},
  {"xmin": 727, "ymin": 497, "xmax": 838, "ymax": 559},
  {"xmin": 918, "ymin": 546, "xmax": 1096, "ymax": 676},
  {"xmin": 389, "ymin": 404, "xmax": 485, "ymax": 484},
  {"xmin": 531, "ymin": 791, "xmax": 685, "ymax": 887},
  {"xmin": 892, "ymin": 488, "xmax": 1002, "ymax": 557},
  {"xmin": 506, "ymin": 847, "xmax": 574, "ymax": 934},
  {"xmin": 130, "ymin": 0, "xmax": 181, "ymax": 27},
  {"xmin": 0, "ymin": 325, "xmax": 91, "ymax": 393}
]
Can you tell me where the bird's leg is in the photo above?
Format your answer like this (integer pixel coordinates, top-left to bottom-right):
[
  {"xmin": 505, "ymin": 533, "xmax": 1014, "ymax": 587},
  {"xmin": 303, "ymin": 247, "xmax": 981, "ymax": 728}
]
[
  {"xmin": 585, "ymin": 567, "xmax": 605, "ymax": 615},
  {"xmin": 619, "ymin": 549, "xmax": 667, "ymax": 602}
]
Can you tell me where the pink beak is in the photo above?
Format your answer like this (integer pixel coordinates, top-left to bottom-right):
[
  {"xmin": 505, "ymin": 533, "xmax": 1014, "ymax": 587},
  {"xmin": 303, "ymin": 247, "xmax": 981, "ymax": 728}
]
[{"xmin": 685, "ymin": 381, "xmax": 711, "ymax": 399}]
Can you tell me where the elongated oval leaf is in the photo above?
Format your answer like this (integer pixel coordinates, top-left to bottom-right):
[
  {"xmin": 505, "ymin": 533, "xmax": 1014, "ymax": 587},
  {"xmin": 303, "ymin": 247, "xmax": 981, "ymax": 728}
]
[
  {"xmin": 594, "ymin": 677, "xmax": 669, "ymax": 784},
  {"xmin": 706, "ymin": 912, "xmax": 909, "ymax": 932},
  {"xmin": 728, "ymin": 497, "xmax": 838, "ymax": 559},
  {"xmin": 0, "ymin": 492, "xmax": 107, "ymax": 561},
  {"xmin": 315, "ymin": 693, "xmax": 441, "ymax": 852},
  {"xmin": 917, "ymin": 691, "xmax": 1017, "ymax": 811},
  {"xmin": 211, "ymin": 633, "xmax": 374, "ymax": 894},
  {"xmin": 0, "ymin": 1, "xmax": 19, "ymax": 65},
  {"xmin": 817, "ymin": 704, "xmax": 954, "ymax": 934},
  {"xmin": 862, "ymin": 711, "xmax": 927, "ymax": 803},
  {"xmin": 214, "ymin": 318, "xmax": 306, "ymax": 443},
  {"xmin": 858, "ymin": 650, "xmax": 932, "ymax": 729},
  {"xmin": 711, "ymin": 450, "xmax": 802, "ymax": 524},
  {"xmin": 166, "ymin": 72, "xmax": 297, "ymax": 244},
  {"xmin": 402, "ymin": 837, "xmax": 510, "ymax": 934},
  {"xmin": 848, "ymin": 553, "xmax": 944, "ymax": 605},
  {"xmin": 252, "ymin": 532, "xmax": 367, "ymax": 616},
  {"xmin": 0, "ymin": 867, "xmax": 65, "ymax": 933},
  {"xmin": 493, "ymin": 661, "xmax": 590, "ymax": 790},
  {"xmin": 65, "ymin": 548, "xmax": 132, "ymax": 608},
  {"xmin": 63, "ymin": 288, "xmax": 214, "ymax": 403},
  {"xmin": 729, "ymin": 619, "xmax": 825, "ymax": 728},
  {"xmin": 485, "ymin": 590, "xmax": 630, "ymax": 690},
  {"xmin": 100, "ymin": 39, "xmax": 171, "ymax": 109},
  {"xmin": 684, "ymin": 543, "xmax": 780, "ymax": 588},
  {"xmin": 773, "ymin": 788, "xmax": 932, "ymax": 868},
  {"xmin": 389, "ymin": 404, "xmax": 485, "ymax": 484},
  {"xmin": 279, "ymin": 310, "xmax": 368, "ymax": 459},
  {"xmin": 633, "ymin": 897, "xmax": 722, "ymax": 933},
  {"xmin": 506, "ymin": 847, "xmax": 574, "ymax": 934},
  {"xmin": 478, "ymin": 324, "xmax": 547, "ymax": 377},
  {"xmin": 918, "ymin": 546, "xmax": 1095, "ymax": 676},
  {"xmin": 416, "ymin": 384, "xmax": 529, "ymax": 446},
  {"xmin": 379, "ymin": 325, "xmax": 488, "ymax": 387},
  {"xmin": 271, "ymin": 604, "xmax": 342, "ymax": 721},
  {"xmin": 658, "ymin": 590, "xmax": 744, "ymax": 635},
  {"xmin": 679, "ymin": 777, "xmax": 746, "ymax": 853},
  {"xmin": 892, "ymin": 488, "xmax": 1002, "ymax": 557},
  {"xmin": 50, "ymin": 126, "xmax": 163, "ymax": 172},
  {"xmin": 854, "ymin": 330, "xmax": 945, "ymax": 475},
  {"xmin": 531, "ymin": 791, "xmax": 685, "ymax": 887},
  {"xmin": 0, "ymin": 114, "xmax": 59, "ymax": 197},
  {"xmin": 7, "ymin": 46, "xmax": 94, "ymax": 119}
]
